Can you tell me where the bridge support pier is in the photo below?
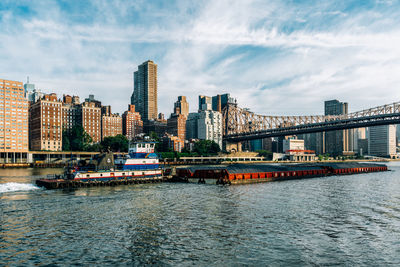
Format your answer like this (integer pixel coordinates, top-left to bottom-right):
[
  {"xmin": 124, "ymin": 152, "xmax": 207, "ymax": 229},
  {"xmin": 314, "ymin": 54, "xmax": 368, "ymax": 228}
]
[{"xmin": 224, "ymin": 141, "xmax": 242, "ymax": 153}]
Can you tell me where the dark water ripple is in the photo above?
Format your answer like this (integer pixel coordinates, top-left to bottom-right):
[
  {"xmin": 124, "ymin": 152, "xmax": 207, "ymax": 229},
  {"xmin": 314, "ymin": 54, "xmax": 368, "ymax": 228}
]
[{"xmin": 1, "ymin": 163, "xmax": 400, "ymax": 266}]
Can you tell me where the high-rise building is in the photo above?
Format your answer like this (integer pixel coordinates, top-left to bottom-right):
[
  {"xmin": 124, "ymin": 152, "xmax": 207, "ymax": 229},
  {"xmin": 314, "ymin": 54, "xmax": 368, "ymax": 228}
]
[
  {"xmin": 368, "ymin": 125, "xmax": 396, "ymax": 158},
  {"xmin": 131, "ymin": 60, "xmax": 158, "ymax": 121},
  {"xmin": 282, "ymin": 138, "xmax": 305, "ymax": 152},
  {"xmin": 162, "ymin": 134, "xmax": 184, "ymax": 152},
  {"xmin": 144, "ymin": 120, "xmax": 167, "ymax": 138},
  {"xmin": 84, "ymin": 94, "xmax": 102, "ymax": 107},
  {"xmin": 353, "ymin": 128, "xmax": 367, "ymax": 155},
  {"xmin": 167, "ymin": 114, "xmax": 187, "ymax": 142},
  {"xmin": 27, "ymin": 88, "xmax": 44, "ymax": 103},
  {"xmin": 211, "ymin": 93, "xmax": 236, "ymax": 112},
  {"xmin": 262, "ymin": 138, "xmax": 273, "ymax": 152},
  {"xmin": 198, "ymin": 110, "xmax": 223, "ymax": 148},
  {"xmin": 101, "ymin": 114, "xmax": 122, "ymax": 140},
  {"xmin": 81, "ymin": 101, "xmax": 101, "ymax": 143},
  {"xmin": 122, "ymin": 104, "xmax": 143, "ymax": 141},
  {"xmin": 167, "ymin": 96, "xmax": 188, "ymax": 143},
  {"xmin": 62, "ymin": 95, "xmax": 81, "ymax": 132},
  {"xmin": 158, "ymin": 113, "xmax": 165, "ymax": 121},
  {"xmin": 100, "ymin": 106, "xmax": 122, "ymax": 140},
  {"xmin": 72, "ymin": 95, "xmax": 80, "ymax": 105},
  {"xmin": 0, "ymin": 79, "xmax": 29, "ymax": 161},
  {"xmin": 29, "ymin": 93, "xmax": 62, "ymax": 151},
  {"xmin": 199, "ymin": 95, "xmax": 212, "ymax": 111},
  {"xmin": 299, "ymin": 133, "xmax": 324, "ymax": 155},
  {"xmin": 63, "ymin": 95, "xmax": 111, "ymax": 144},
  {"xmin": 324, "ymin": 99, "xmax": 353, "ymax": 156},
  {"xmin": 200, "ymin": 93, "xmax": 236, "ymax": 112},
  {"xmin": 249, "ymin": 139, "xmax": 263, "ymax": 151},
  {"xmin": 186, "ymin": 113, "xmax": 200, "ymax": 140},
  {"xmin": 325, "ymin": 100, "xmax": 348, "ymax": 116},
  {"xmin": 396, "ymin": 125, "xmax": 400, "ymax": 145},
  {"xmin": 24, "ymin": 77, "xmax": 35, "ymax": 94},
  {"xmin": 191, "ymin": 95, "xmax": 224, "ymax": 148},
  {"xmin": 174, "ymin": 96, "xmax": 189, "ymax": 118},
  {"xmin": 25, "ymin": 79, "xmax": 44, "ymax": 104}
]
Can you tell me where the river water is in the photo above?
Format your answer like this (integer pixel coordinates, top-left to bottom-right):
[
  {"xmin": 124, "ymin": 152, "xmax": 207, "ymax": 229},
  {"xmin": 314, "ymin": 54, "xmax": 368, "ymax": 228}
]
[{"xmin": 1, "ymin": 163, "xmax": 400, "ymax": 266}]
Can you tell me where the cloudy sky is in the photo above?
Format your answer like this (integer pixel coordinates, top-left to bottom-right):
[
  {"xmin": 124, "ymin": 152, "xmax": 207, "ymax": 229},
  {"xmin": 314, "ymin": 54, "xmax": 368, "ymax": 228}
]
[{"xmin": 1, "ymin": 0, "xmax": 400, "ymax": 116}]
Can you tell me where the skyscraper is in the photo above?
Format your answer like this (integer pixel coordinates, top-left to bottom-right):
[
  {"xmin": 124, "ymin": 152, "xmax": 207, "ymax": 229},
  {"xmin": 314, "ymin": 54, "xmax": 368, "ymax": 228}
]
[
  {"xmin": 174, "ymin": 96, "xmax": 189, "ymax": 118},
  {"xmin": 24, "ymin": 77, "xmax": 35, "ymax": 94},
  {"xmin": 211, "ymin": 93, "xmax": 236, "ymax": 112},
  {"xmin": 324, "ymin": 99, "xmax": 353, "ymax": 156},
  {"xmin": 167, "ymin": 96, "xmax": 188, "ymax": 143},
  {"xmin": 131, "ymin": 60, "xmax": 158, "ymax": 121},
  {"xmin": 325, "ymin": 99, "xmax": 348, "ymax": 116},
  {"xmin": 198, "ymin": 95, "xmax": 212, "ymax": 111}
]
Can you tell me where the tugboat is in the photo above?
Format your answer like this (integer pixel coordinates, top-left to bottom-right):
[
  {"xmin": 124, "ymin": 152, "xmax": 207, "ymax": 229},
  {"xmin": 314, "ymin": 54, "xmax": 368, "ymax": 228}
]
[{"xmin": 36, "ymin": 137, "xmax": 163, "ymax": 189}]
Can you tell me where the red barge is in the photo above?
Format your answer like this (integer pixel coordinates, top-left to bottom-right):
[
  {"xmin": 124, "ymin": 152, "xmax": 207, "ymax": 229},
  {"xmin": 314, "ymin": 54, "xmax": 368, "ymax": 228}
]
[{"xmin": 175, "ymin": 162, "xmax": 388, "ymax": 185}]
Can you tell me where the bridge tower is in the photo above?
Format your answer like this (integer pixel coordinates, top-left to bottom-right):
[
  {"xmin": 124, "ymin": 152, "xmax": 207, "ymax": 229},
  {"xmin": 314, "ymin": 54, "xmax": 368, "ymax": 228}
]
[{"xmin": 222, "ymin": 102, "xmax": 243, "ymax": 152}]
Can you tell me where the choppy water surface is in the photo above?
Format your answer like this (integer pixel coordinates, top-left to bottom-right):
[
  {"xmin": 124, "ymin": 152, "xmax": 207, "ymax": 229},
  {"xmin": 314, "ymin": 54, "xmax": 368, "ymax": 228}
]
[{"xmin": 1, "ymin": 164, "xmax": 400, "ymax": 266}]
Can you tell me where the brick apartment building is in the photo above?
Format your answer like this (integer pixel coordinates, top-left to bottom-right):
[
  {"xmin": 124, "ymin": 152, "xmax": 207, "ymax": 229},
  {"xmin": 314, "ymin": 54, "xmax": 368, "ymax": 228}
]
[
  {"xmin": 167, "ymin": 113, "xmax": 186, "ymax": 142},
  {"xmin": 29, "ymin": 93, "xmax": 62, "ymax": 151},
  {"xmin": 62, "ymin": 94, "xmax": 81, "ymax": 132},
  {"xmin": 101, "ymin": 105, "xmax": 122, "ymax": 140},
  {"xmin": 122, "ymin": 104, "xmax": 143, "ymax": 141},
  {"xmin": 81, "ymin": 101, "xmax": 101, "ymax": 143}
]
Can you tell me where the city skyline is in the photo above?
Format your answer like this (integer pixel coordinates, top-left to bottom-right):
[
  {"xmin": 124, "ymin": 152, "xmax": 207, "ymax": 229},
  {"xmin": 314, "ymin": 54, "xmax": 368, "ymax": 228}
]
[{"xmin": 1, "ymin": 1, "xmax": 400, "ymax": 116}]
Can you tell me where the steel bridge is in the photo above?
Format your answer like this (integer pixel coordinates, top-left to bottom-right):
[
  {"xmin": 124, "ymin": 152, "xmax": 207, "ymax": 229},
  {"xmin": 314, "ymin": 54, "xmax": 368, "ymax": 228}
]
[{"xmin": 222, "ymin": 101, "xmax": 400, "ymax": 142}]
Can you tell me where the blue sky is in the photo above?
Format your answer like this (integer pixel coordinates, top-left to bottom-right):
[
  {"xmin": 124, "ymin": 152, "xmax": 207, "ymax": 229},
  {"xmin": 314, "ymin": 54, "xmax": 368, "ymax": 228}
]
[{"xmin": 1, "ymin": 0, "xmax": 400, "ymax": 116}]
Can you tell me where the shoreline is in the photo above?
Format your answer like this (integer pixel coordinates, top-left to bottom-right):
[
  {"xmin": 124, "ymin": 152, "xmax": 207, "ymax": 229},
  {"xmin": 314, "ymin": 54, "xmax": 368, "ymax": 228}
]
[{"xmin": 0, "ymin": 158, "xmax": 396, "ymax": 169}]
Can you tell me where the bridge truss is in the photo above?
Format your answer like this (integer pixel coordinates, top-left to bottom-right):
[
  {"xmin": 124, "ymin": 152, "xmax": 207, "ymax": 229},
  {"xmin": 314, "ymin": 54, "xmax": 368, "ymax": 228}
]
[{"xmin": 222, "ymin": 101, "xmax": 400, "ymax": 142}]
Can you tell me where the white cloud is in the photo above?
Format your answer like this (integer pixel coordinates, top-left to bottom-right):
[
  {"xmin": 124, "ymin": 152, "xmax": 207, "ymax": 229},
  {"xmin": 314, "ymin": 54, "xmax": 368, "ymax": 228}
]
[{"xmin": 1, "ymin": 0, "xmax": 400, "ymax": 117}]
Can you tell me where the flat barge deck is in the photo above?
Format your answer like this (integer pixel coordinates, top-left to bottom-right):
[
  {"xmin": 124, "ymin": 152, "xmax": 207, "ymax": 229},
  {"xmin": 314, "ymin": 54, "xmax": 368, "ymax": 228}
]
[
  {"xmin": 36, "ymin": 162, "xmax": 388, "ymax": 189},
  {"xmin": 174, "ymin": 162, "xmax": 388, "ymax": 185}
]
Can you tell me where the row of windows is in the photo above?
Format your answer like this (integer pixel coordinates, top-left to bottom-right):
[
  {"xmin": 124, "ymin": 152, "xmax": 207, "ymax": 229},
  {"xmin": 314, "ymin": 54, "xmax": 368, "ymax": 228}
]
[{"xmin": 0, "ymin": 82, "xmax": 21, "ymax": 86}]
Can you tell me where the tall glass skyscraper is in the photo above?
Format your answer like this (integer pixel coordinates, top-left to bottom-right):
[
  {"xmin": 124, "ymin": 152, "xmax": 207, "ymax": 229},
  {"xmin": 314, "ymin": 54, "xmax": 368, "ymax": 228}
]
[
  {"xmin": 131, "ymin": 60, "xmax": 158, "ymax": 122},
  {"xmin": 324, "ymin": 99, "xmax": 353, "ymax": 156}
]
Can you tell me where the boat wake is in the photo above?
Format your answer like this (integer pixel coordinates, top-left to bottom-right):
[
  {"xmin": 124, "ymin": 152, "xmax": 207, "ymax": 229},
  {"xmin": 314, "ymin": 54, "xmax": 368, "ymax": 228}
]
[{"xmin": 0, "ymin": 183, "xmax": 40, "ymax": 193}]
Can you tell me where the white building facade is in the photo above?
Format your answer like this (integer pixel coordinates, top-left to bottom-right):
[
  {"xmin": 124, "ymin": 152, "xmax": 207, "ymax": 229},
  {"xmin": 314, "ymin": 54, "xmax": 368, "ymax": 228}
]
[
  {"xmin": 282, "ymin": 139, "xmax": 305, "ymax": 152},
  {"xmin": 197, "ymin": 110, "xmax": 223, "ymax": 149}
]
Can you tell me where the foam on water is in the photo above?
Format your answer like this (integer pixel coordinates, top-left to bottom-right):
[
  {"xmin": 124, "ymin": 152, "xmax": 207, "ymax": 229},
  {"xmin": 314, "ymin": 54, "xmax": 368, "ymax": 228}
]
[{"xmin": 0, "ymin": 182, "xmax": 40, "ymax": 193}]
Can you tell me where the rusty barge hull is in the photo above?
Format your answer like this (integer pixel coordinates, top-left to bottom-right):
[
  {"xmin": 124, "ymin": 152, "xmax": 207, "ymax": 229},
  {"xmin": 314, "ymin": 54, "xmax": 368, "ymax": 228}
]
[
  {"xmin": 36, "ymin": 177, "xmax": 164, "ymax": 189},
  {"xmin": 175, "ymin": 162, "xmax": 388, "ymax": 185}
]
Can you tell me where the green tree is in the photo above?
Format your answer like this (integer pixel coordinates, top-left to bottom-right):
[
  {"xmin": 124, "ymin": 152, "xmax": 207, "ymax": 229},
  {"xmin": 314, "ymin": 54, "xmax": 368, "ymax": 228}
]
[
  {"xmin": 160, "ymin": 152, "xmax": 175, "ymax": 159},
  {"xmin": 85, "ymin": 143, "xmax": 103, "ymax": 152},
  {"xmin": 256, "ymin": 150, "xmax": 272, "ymax": 159},
  {"xmin": 149, "ymin": 131, "xmax": 163, "ymax": 152},
  {"xmin": 193, "ymin": 140, "xmax": 221, "ymax": 156},
  {"xmin": 149, "ymin": 131, "xmax": 160, "ymax": 141},
  {"xmin": 62, "ymin": 125, "xmax": 93, "ymax": 151},
  {"xmin": 62, "ymin": 132, "xmax": 70, "ymax": 151},
  {"xmin": 100, "ymin": 134, "xmax": 129, "ymax": 152}
]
